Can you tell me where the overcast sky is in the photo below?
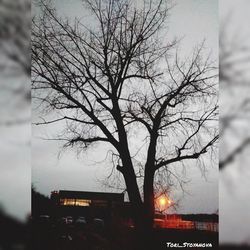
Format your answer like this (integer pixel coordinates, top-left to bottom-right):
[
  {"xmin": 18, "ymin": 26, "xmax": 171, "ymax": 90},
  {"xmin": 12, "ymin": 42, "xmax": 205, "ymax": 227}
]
[{"xmin": 32, "ymin": 0, "xmax": 218, "ymax": 216}]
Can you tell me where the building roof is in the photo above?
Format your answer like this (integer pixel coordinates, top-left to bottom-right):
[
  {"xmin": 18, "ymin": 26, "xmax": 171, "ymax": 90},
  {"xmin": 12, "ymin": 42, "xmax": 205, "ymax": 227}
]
[{"xmin": 58, "ymin": 190, "xmax": 124, "ymax": 202}]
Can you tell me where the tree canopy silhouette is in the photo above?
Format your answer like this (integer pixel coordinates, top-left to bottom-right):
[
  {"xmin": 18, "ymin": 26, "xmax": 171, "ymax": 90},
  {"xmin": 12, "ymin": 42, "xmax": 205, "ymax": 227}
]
[{"xmin": 32, "ymin": 0, "xmax": 218, "ymax": 231}]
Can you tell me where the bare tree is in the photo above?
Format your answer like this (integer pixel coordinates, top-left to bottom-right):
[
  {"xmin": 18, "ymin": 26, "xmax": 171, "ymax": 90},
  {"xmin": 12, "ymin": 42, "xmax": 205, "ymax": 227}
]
[
  {"xmin": 0, "ymin": 0, "xmax": 30, "ymax": 75},
  {"xmin": 0, "ymin": 0, "xmax": 30, "ymax": 224},
  {"xmin": 0, "ymin": 0, "xmax": 30, "ymax": 126},
  {"xmin": 219, "ymin": 4, "xmax": 250, "ymax": 245},
  {"xmin": 32, "ymin": 0, "xmax": 218, "ymax": 233},
  {"xmin": 219, "ymin": 13, "xmax": 250, "ymax": 170}
]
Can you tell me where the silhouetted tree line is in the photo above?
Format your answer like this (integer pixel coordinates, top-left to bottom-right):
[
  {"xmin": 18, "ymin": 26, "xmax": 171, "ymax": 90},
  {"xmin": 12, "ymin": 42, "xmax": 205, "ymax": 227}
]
[
  {"xmin": 181, "ymin": 213, "xmax": 218, "ymax": 223},
  {"xmin": 32, "ymin": 187, "xmax": 52, "ymax": 218},
  {"xmin": 0, "ymin": 207, "xmax": 28, "ymax": 250},
  {"xmin": 0, "ymin": 187, "xmax": 52, "ymax": 249}
]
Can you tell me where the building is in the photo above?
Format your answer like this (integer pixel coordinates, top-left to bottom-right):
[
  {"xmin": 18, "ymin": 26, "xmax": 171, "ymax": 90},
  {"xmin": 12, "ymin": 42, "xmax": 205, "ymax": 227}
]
[
  {"xmin": 51, "ymin": 190, "xmax": 124, "ymax": 221},
  {"xmin": 50, "ymin": 190, "xmax": 218, "ymax": 231}
]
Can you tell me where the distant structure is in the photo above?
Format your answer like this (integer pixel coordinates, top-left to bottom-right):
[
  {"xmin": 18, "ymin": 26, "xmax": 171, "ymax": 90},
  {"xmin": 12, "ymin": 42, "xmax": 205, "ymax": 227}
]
[
  {"xmin": 50, "ymin": 190, "xmax": 124, "ymax": 221},
  {"xmin": 49, "ymin": 190, "xmax": 218, "ymax": 232}
]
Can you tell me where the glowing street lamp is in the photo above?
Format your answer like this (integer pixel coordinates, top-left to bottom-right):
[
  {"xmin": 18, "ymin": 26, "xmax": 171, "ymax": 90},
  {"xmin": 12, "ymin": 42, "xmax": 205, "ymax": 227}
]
[
  {"xmin": 157, "ymin": 196, "xmax": 172, "ymax": 212},
  {"xmin": 159, "ymin": 197, "xmax": 167, "ymax": 206}
]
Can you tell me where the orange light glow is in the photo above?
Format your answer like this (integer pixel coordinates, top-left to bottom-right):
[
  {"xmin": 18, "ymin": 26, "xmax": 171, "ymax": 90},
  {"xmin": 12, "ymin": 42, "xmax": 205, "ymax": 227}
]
[
  {"xmin": 159, "ymin": 197, "xmax": 167, "ymax": 206},
  {"xmin": 157, "ymin": 196, "xmax": 172, "ymax": 209}
]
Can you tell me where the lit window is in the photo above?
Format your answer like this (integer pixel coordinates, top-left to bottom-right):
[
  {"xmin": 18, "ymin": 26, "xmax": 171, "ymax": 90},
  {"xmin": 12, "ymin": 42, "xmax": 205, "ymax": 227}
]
[
  {"xmin": 60, "ymin": 198, "xmax": 91, "ymax": 206},
  {"xmin": 60, "ymin": 198, "xmax": 75, "ymax": 206},
  {"xmin": 75, "ymin": 199, "xmax": 91, "ymax": 206}
]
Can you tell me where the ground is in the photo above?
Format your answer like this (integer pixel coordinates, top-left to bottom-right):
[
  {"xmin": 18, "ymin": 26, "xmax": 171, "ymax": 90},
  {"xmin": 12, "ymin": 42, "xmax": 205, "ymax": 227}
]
[{"xmin": 32, "ymin": 219, "xmax": 218, "ymax": 250}]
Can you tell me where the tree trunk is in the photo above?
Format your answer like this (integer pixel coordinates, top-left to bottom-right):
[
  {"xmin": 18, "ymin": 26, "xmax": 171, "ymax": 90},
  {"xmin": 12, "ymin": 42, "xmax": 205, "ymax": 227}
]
[
  {"xmin": 112, "ymin": 101, "xmax": 155, "ymax": 247},
  {"xmin": 120, "ymin": 160, "xmax": 143, "ymax": 226},
  {"xmin": 120, "ymin": 156, "xmax": 155, "ymax": 249},
  {"xmin": 143, "ymin": 168, "xmax": 155, "ymax": 230},
  {"xmin": 113, "ymin": 100, "xmax": 145, "ymax": 228}
]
